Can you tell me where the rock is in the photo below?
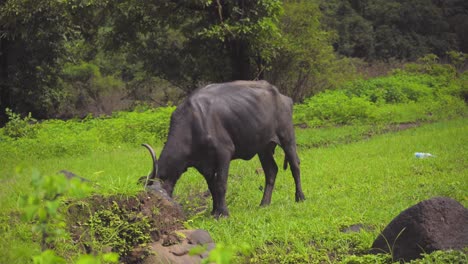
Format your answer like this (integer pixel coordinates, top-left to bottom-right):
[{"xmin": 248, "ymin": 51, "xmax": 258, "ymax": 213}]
[
  {"xmin": 146, "ymin": 180, "xmax": 172, "ymax": 200},
  {"xmin": 143, "ymin": 229, "xmax": 215, "ymax": 264},
  {"xmin": 58, "ymin": 170, "xmax": 91, "ymax": 182},
  {"xmin": 184, "ymin": 229, "xmax": 213, "ymax": 245},
  {"xmin": 340, "ymin": 223, "xmax": 373, "ymax": 233},
  {"xmin": 370, "ymin": 197, "xmax": 468, "ymax": 262}
]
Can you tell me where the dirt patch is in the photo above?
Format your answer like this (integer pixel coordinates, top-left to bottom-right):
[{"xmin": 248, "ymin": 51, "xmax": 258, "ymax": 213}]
[
  {"xmin": 294, "ymin": 123, "xmax": 309, "ymax": 129},
  {"xmin": 65, "ymin": 190, "xmax": 186, "ymax": 262},
  {"xmin": 386, "ymin": 122, "xmax": 421, "ymax": 132}
]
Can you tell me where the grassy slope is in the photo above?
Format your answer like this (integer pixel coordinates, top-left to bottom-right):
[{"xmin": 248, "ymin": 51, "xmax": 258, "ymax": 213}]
[
  {"xmin": 0, "ymin": 119, "xmax": 467, "ymax": 263},
  {"xmin": 176, "ymin": 119, "xmax": 468, "ymax": 262}
]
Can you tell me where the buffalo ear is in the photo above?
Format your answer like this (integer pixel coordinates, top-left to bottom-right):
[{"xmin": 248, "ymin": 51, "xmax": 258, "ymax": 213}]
[{"xmin": 142, "ymin": 143, "xmax": 159, "ymax": 183}]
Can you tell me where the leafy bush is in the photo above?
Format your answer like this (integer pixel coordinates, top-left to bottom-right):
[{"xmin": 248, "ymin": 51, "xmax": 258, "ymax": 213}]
[
  {"xmin": 59, "ymin": 62, "xmax": 126, "ymax": 117},
  {"xmin": 294, "ymin": 62, "xmax": 468, "ymax": 127},
  {"xmin": 20, "ymin": 171, "xmax": 93, "ymax": 249},
  {"xmin": 2, "ymin": 108, "xmax": 38, "ymax": 139},
  {"xmin": 295, "ymin": 91, "xmax": 377, "ymax": 126},
  {"xmin": 62, "ymin": 62, "xmax": 101, "ymax": 82},
  {"xmin": 456, "ymin": 72, "xmax": 468, "ymax": 101},
  {"xmin": 0, "ymin": 107, "xmax": 175, "ymax": 159},
  {"xmin": 404, "ymin": 54, "xmax": 457, "ymax": 78},
  {"xmin": 344, "ymin": 74, "xmax": 435, "ymax": 104}
]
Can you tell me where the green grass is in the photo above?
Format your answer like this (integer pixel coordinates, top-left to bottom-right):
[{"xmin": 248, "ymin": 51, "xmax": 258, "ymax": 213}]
[
  {"xmin": 174, "ymin": 118, "xmax": 467, "ymax": 263},
  {"xmin": 1, "ymin": 118, "xmax": 466, "ymax": 263}
]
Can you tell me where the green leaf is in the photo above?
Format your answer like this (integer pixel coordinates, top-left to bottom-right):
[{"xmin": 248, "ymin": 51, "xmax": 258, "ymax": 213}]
[
  {"xmin": 75, "ymin": 254, "xmax": 101, "ymax": 264},
  {"xmin": 101, "ymin": 252, "xmax": 119, "ymax": 263},
  {"xmin": 33, "ymin": 250, "xmax": 66, "ymax": 264}
]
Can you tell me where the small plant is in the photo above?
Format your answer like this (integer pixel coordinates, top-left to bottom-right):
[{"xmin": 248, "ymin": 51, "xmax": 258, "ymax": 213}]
[
  {"xmin": 20, "ymin": 171, "xmax": 92, "ymax": 250},
  {"xmin": 87, "ymin": 201, "xmax": 151, "ymax": 257},
  {"xmin": 340, "ymin": 253, "xmax": 392, "ymax": 264},
  {"xmin": 32, "ymin": 249, "xmax": 119, "ymax": 264},
  {"xmin": 200, "ymin": 243, "xmax": 251, "ymax": 264},
  {"xmin": 18, "ymin": 171, "xmax": 114, "ymax": 263},
  {"xmin": 409, "ymin": 250, "xmax": 468, "ymax": 264},
  {"xmin": 3, "ymin": 108, "xmax": 38, "ymax": 139}
]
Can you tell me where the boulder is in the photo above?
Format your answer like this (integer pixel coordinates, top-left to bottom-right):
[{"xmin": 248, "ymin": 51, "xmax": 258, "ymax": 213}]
[
  {"xmin": 370, "ymin": 197, "xmax": 468, "ymax": 262},
  {"xmin": 143, "ymin": 229, "xmax": 215, "ymax": 264}
]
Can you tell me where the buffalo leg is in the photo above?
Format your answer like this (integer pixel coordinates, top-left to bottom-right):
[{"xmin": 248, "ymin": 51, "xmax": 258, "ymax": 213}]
[
  {"xmin": 210, "ymin": 151, "xmax": 231, "ymax": 218},
  {"xmin": 283, "ymin": 145, "xmax": 305, "ymax": 202},
  {"xmin": 258, "ymin": 143, "xmax": 278, "ymax": 206},
  {"xmin": 205, "ymin": 175, "xmax": 218, "ymax": 214}
]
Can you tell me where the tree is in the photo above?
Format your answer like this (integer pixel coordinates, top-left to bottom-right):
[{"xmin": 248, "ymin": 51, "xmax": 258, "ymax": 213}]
[
  {"xmin": 103, "ymin": 0, "xmax": 284, "ymax": 90},
  {"xmin": 266, "ymin": 1, "xmax": 341, "ymax": 101},
  {"xmin": 320, "ymin": 0, "xmax": 465, "ymax": 61},
  {"xmin": 0, "ymin": 0, "xmax": 75, "ymax": 121}
]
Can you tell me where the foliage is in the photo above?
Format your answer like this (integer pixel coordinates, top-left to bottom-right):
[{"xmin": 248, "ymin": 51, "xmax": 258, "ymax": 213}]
[
  {"xmin": 87, "ymin": 201, "xmax": 151, "ymax": 256},
  {"xmin": 339, "ymin": 253, "xmax": 392, "ymax": 264},
  {"xmin": 17, "ymin": 170, "xmax": 114, "ymax": 263},
  {"xmin": 74, "ymin": 253, "xmax": 119, "ymax": 264},
  {"xmin": 60, "ymin": 62, "xmax": 125, "ymax": 117},
  {"xmin": 32, "ymin": 249, "xmax": 119, "ymax": 264},
  {"xmin": 297, "ymin": 91, "xmax": 377, "ymax": 126},
  {"xmin": 409, "ymin": 250, "xmax": 468, "ymax": 264},
  {"xmin": 266, "ymin": 1, "xmax": 348, "ymax": 100},
  {"xmin": 200, "ymin": 243, "xmax": 251, "ymax": 264},
  {"xmin": 446, "ymin": 50, "xmax": 468, "ymax": 71},
  {"xmin": 1, "ymin": 0, "xmax": 468, "ymax": 122},
  {"xmin": 0, "ymin": 0, "xmax": 76, "ymax": 119},
  {"xmin": 33, "ymin": 250, "xmax": 67, "ymax": 264},
  {"xmin": 320, "ymin": 0, "xmax": 468, "ymax": 60},
  {"xmin": 0, "ymin": 107, "xmax": 174, "ymax": 159},
  {"xmin": 3, "ymin": 108, "xmax": 38, "ymax": 139},
  {"xmin": 20, "ymin": 171, "xmax": 92, "ymax": 250},
  {"xmin": 294, "ymin": 60, "xmax": 468, "ymax": 127},
  {"xmin": 198, "ymin": 0, "xmax": 284, "ymax": 78}
]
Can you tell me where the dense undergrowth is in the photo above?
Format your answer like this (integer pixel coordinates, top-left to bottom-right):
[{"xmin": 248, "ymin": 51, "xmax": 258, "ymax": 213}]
[
  {"xmin": 1, "ymin": 62, "xmax": 466, "ymax": 160},
  {"xmin": 0, "ymin": 63, "xmax": 467, "ymax": 263}
]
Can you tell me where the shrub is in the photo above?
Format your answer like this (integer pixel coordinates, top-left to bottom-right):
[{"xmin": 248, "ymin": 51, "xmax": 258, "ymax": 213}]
[
  {"xmin": 2, "ymin": 108, "xmax": 38, "ymax": 139},
  {"xmin": 88, "ymin": 202, "xmax": 151, "ymax": 256},
  {"xmin": 297, "ymin": 91, "xmax": 377, "ymax": 126},
  {"xmin": 345, "ymin": 74, "xmax": 435, "ymax": 104},
  {"xmin": 0, "ymin": 106, "xmax": 175, "ymax": 159},
  {"xmin": 62, "ymin": 62, "xmax": 101, "ymax": 82},
  {"xmin": 401, "ymin": 54, "xmax": 459, "ymax": 81},
  {"xmin": 423, "ymin": 95, "xmax": 468, "ymax": 120},
  {"xmin": 60, "ymin": 62, "xmax": 125, "ymax": 117}
]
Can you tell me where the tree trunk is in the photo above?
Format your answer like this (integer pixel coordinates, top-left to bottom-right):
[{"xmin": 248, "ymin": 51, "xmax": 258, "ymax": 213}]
[
  {"xmin": 0, "ymin": 38, "xmax": 10, "ymax": 125},
  {"xmin": 229, "ymin": 39, "xmax": 252, "ymax": 80}
]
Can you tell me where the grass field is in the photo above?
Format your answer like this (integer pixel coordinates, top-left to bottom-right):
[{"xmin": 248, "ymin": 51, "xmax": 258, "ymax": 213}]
[{"xmin": 0, "ymin": 117, "xmax": 466, "ymax": 263}]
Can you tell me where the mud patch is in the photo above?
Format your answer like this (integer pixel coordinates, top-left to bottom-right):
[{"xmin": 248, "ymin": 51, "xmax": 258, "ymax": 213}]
[{"xmin": 65, "ymin": 190, "xmax": 185, "ymax": 263}]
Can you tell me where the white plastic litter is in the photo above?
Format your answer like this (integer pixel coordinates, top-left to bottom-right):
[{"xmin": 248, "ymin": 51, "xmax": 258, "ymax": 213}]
[{"xmin": 414, "ymin": 152, "xmax": 435, "ymax": 158}]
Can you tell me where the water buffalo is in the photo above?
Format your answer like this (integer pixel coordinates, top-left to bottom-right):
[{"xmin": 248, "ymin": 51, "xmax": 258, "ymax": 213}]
[{"xmin": 143, "ymin": 80, "xmax": 305, "ymax": 217}]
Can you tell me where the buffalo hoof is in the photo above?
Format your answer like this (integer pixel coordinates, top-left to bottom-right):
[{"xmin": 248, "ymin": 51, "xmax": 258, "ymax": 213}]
[
  {"xmin": 211, "ymin": 209, "xmax": 229, "ymax": 219},
  {"xmin": 295, "ymin": 192, "xmax": 306, "ymax": 202}
]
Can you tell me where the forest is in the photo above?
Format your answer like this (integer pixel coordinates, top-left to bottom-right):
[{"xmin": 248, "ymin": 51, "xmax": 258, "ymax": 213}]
[
  {"xmin": 0, "ymin": 0, "xmax": 467, "ymax": 264},
  {"xmin": 1, "ymin": 0, "xmax": 467, "ymax": 123}
]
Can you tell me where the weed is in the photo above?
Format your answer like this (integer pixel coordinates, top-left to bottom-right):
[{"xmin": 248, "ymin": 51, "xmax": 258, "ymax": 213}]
[
  {"xmin": 87, "ymin": 201, "xmax": 151, "ymax": 256},
  {"xmin": 19, "ymin": 171, "xmax": 92, "ymax": 250},
  {"xmin": 3, "ymin": 108, "xmax": 38, "ymax": 139}
]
